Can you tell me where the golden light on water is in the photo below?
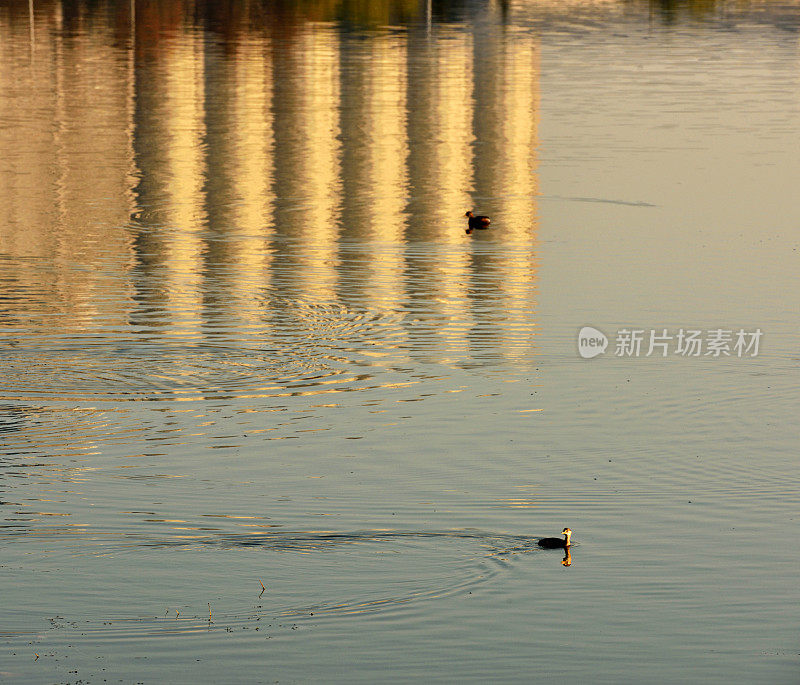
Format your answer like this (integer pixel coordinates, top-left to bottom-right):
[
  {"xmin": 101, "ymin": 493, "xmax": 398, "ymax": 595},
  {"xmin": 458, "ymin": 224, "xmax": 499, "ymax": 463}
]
[
  {"xmin": 0, "ymin": 0, "xmax": 541, "ymax": 394},
  {"xmin": 2, "ymin": 4, "xmax": 799, "ymax": 683},
  {"xmin": 160, "ymin": 33, "xmax": 207, "ymax": 337}
]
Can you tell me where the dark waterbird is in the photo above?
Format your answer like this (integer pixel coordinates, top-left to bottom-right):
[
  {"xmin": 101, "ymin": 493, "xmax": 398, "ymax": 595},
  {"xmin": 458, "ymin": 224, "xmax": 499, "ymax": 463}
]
[
  {"xmin": 465, "ymin": 211, "xmax": 491, "ymax": 234},
  {"xmin": 537, "ymin": 527, "xmax": 572, "ymax": 549}
]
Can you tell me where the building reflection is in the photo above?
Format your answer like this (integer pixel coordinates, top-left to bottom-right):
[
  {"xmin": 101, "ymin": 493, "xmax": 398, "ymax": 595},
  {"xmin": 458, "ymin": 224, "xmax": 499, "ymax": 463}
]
[
  {"xmin": 0, "ymin": 0, "xmax": 136, "ymax": 331},
  {"xmin": 405, "ymin": 24, "xmax": 473, "ymax": 241},
  {"xmin": 0, "ymin": 0, "xmax": 540, "ymax": 371},
  {"xmin": 269, "ymin": 23, "xmax": 342, "ymax": 305},
  {"xmin": 131, "ymin": 21, "xmax": 207, "ymax": 340},
  {"xmin": 339, "ymin": 31, "xmax": 408, "ymax": 243},
  {"xmin": 469, "ymin": 6, "xmax": 538, "ymax": 365}
]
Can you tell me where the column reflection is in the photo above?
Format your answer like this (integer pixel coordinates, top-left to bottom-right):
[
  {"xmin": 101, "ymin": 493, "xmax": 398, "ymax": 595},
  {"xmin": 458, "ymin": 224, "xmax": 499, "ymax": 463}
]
[
  {"xmin": 0, "ymin": 2, "xmax": 135, "ymax": 332},
  {"xmin": 467, "ymin": 9, "xmax": 540, "ymax": 365},
  {"xmin": 269, "ymin": 25, "xmax": 341, "ymax": 304},
  {"xmin": 0, "ymin": 2, "xmax": 540, "ymax": 383}
]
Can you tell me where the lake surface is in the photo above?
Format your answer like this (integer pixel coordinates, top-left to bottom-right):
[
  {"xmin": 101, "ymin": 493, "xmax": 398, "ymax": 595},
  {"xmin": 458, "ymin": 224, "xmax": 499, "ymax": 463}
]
[{"xmin": 1, "ymin": 0, "xmax": 799, "ymax": 682}]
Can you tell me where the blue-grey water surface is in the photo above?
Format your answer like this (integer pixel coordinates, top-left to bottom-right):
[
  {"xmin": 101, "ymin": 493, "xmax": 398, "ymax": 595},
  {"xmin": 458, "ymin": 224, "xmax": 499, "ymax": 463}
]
[{"xmin": 1, "ymin": 0, "xmax": 799, "ymax": 682}]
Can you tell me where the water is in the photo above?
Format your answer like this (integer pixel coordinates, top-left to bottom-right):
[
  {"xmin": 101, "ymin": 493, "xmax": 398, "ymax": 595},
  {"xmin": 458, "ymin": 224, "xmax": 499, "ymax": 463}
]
[{"xmin": 2, "ymin": 0, "xmax": 799, "ymax": 682}]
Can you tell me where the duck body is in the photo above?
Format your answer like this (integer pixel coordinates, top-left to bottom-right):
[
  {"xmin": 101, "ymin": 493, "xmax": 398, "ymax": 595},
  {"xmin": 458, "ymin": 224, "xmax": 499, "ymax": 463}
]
[
  {"xmin": 537, "ymin": 527, "xmax": 572, "ymax": 549},
  {"xmin": 465, "ymin": 211, "xmax": 491, "ymax": 234}
]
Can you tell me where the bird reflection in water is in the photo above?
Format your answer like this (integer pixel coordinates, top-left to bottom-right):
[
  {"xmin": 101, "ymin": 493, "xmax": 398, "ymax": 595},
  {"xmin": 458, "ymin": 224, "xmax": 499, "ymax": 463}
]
[{"xmin": 535, "ymin": 528, "xmax": 574, "ymax": 566}]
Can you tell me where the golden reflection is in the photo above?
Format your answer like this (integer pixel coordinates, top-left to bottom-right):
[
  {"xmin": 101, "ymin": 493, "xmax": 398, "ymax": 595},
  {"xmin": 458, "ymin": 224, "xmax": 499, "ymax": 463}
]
[
  {"xmin": 406, "ymin": 25, "xmax": 473, "ymax": 241},
  {"xmin": 562, "ymin": 548, "xmax": 572, "ymax": 567},
  {"xmin": 200, "ymin": 38, "xmax": 276, "ymax": 336},
  {"xmin": 229, "ymin": 37, "xmax": 275, "ymax": 250},
  {"xmin": 339, "ymin": 32, "xmax": 408, "ymax": 241},
  {"xmin": 160, "ymin": 33, "xmax": 206, "ymax": 336},
  {"xmin": 128, "ymin": 17, "xmax": 208, "ymax": 339},
  {"xmin": 472, "ymin": 32, "xmax": 539, "ymax": 242},
  {"xmin": 269, "ymin": 24, "xmax": 341, "ymax": 302},
  {"xmin": 337, "ymin": 32, "xmax": 409, "ymax": 347},
  {"xmin": 1, "ymin": 0, "xmax": 542, "ymax": 395},
  {"xmin": 272, "ymin": 27, "xmax": 342, "ymax": 237},
  {"xmin": 466, "ymin": 9, "xmax": 540, "ymax": 361},
  {"xmin": 0, "ymin": 2, "xmax": 135, "ymax": 329},
  {"xmin": 396, "ymin": 24, "xmax": 477, "ymax": 361}
]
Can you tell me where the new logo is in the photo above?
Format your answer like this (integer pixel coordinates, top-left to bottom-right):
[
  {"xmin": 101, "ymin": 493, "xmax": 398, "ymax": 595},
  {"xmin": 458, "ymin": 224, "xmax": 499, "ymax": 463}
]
[{"xmin": 578, "ymin": 326, "xmax": 608, "ymax": 359}]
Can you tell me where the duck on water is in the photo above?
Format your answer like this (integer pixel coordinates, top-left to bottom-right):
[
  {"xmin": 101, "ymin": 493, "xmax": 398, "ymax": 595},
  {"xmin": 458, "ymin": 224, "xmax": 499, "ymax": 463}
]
[
  {"xmin": 465, "ymin": 211, "xmax": 491, "ymax": 234},
  {"xmin": 537, "ymin": 527, "xmax": 572, "ymax": 549}
]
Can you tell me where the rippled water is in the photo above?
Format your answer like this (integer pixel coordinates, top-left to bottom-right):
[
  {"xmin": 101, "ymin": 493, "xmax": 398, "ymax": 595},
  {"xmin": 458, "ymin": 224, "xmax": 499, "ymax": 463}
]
[{"xmin": 2, "ymin": 1, "xmax": 800, "ymax": 683}]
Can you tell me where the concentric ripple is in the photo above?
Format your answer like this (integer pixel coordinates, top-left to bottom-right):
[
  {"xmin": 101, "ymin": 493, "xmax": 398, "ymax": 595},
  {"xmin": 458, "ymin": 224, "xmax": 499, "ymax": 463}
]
[{"xmin": 0, "ymin": 291, "xmax": 470, "ymax": 404}]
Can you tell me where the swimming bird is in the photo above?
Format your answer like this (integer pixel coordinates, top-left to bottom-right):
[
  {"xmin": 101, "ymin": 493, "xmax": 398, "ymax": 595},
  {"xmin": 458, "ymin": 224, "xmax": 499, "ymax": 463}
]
[
  {"xmin": 537, "ymin": 527, "xmax": 572, "ymax": 549},
  {"xmin": 465, "ymin": 211, "xmax": 491, "ymax": 234}
]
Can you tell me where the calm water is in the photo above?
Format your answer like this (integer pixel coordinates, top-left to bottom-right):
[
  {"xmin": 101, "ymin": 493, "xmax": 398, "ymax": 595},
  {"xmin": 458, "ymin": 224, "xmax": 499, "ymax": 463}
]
[{"xmin": 2, "ymin": 0, "xmax": 799, "ymax": 682}]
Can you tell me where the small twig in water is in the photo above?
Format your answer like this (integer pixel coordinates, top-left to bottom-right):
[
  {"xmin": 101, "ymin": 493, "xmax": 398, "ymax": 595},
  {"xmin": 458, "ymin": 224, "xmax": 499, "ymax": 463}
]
[{"xmin": 259, "ymin": 579, "xmax": 266, "ymax": 597}]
